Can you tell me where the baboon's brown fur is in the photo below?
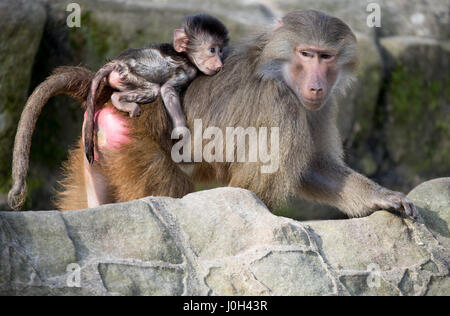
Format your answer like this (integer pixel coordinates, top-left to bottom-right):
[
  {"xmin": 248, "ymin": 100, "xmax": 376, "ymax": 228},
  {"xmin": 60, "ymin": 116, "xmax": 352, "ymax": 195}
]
[{"xmin": 9, "ymin": 11, "xmax": 416, "ymax": 219}]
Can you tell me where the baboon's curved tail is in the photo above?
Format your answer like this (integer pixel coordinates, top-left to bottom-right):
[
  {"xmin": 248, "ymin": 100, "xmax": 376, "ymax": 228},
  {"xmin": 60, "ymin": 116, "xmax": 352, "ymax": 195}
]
[{"xmin": 8, "ymin": 66, "xmax": 96, "ymax": 210}]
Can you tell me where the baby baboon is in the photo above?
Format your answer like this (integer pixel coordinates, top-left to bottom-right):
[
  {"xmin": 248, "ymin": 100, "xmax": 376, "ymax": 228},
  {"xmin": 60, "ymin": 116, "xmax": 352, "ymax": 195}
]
[{"xmin": 84, "ymin": 13, "xmax": 229, "ymax": 163}]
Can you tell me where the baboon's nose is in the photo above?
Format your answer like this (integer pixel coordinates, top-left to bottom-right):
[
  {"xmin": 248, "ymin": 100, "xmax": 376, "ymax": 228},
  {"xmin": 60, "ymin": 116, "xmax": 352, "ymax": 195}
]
[{"xmin": 309, "ymin": 87, "xmax": 323, "ymax": 97}]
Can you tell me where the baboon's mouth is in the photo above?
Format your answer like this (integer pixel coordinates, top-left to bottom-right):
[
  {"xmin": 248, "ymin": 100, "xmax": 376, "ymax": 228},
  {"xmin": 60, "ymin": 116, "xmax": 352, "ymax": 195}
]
[
  {"xmin": 301, "ymin": 98, "xmax": 324, "ymax": 111},
  {"xmin": 205, "ymin": 68, "xmax": 219, "ymax": 75}
]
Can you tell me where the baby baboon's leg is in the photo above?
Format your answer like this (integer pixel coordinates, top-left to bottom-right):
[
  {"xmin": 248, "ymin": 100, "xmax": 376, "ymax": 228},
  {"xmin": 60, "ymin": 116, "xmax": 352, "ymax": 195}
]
[
  {"xmin": 109, "ymin": 68, "xmax": 161, "ymax": 117},
  {"xmin": 119, "ymin": 86, "xmax": 161, "ymax": 104},
  {"xmin": 111, "ymin": 92, "xmax": 142, "ymax": 117},
  {"xmin": 111, "ymin": 85, "xmax": 161, "ymax": 117}
]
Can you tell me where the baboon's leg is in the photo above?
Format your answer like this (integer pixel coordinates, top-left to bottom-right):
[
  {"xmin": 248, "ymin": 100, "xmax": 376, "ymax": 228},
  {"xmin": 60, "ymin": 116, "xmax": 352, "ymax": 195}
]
[
  {"xmin": 111, "ymin": 92, "xmax": 142, "ymax": 118},
  {"xmin": 54, "ymin": 140, "xmax": 86, "ymax": 211},
  {"xmin": 55, "ymin": 138, "xmax": 115, "ymax": 211},
  {"xmin": 82, "ymin": 118, "xmax": 113, "ymax": 208},
  {"xmin": 227, "ymin": 164, "xmax": 279, "ymax": 211}
]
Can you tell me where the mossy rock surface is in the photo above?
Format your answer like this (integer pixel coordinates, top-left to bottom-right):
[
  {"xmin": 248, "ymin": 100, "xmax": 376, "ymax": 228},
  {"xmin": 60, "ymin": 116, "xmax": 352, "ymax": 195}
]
[{"xmin": 381, "ymin": 37, "xmax": 450, "ymax": 188}]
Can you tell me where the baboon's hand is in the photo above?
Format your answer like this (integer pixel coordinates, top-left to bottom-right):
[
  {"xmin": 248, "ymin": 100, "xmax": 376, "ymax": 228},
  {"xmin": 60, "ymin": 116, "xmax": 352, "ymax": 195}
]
[{"xmin": 371, "ymin": 189, "xmax": 418, "ymax": 220}]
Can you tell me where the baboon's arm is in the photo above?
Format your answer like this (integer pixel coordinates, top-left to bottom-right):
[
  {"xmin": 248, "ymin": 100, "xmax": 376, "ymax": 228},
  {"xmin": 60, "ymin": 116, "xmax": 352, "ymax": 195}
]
[{"xmin": 298, "ymin": 156, "xmax": 417, "ymax": 219}]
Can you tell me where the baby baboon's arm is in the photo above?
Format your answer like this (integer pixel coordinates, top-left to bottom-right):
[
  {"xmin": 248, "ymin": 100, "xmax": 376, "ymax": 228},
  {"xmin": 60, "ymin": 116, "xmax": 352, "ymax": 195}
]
[{"xmin": 161, "ymin": 68, "xmax": 197, "ymax": 129}]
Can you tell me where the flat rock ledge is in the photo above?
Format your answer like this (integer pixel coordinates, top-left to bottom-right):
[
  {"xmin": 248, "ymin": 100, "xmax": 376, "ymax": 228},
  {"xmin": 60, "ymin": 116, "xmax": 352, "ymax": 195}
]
[{"xmin": 0, "ymin": 179, "xmax": 449, "ymax": 296}]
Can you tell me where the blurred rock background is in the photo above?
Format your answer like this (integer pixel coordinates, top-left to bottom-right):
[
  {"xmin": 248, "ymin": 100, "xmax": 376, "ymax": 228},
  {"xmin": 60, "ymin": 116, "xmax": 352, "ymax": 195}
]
[{"xmin": 0, "ymin": 0, "xmax": 448, "ymax": 217}]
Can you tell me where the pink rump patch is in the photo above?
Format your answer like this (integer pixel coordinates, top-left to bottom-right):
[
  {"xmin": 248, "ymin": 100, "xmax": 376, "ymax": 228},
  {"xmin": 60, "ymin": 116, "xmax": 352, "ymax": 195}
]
[
  {"xmin": 84, "ymin": 107, "xmax": 131, "ymax": 162},
  {"xmin": 95, "ymin": 107, "xmax": 131, "ymax": 149}
]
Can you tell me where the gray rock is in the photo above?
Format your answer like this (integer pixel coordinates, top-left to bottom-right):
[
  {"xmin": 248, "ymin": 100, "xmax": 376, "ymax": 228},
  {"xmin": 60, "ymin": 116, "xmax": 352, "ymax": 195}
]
[
  {"xmin": 407, "ymin": 178, "xmax": 450, "ymax": 248},
  {"xmin": 379, "ymin": 37, "xmax": 450, "ymax": 191},
  {"xmin": 0, "ymin": 181, "xmax": 449, "ymax": 296},
  {"xmin": 376, "ymin": 0, "xmax": 450, "ymax": 40}
]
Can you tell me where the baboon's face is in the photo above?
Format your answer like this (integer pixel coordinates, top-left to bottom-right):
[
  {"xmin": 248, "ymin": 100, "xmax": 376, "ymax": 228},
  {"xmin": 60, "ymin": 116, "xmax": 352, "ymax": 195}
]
[
  {"xmin": 189, "ymin": 42, "xmax": 224, "ymax": 76},
  {"xmin": 283, "ymin": 45, "xmax": 339, "ymax": 111}
]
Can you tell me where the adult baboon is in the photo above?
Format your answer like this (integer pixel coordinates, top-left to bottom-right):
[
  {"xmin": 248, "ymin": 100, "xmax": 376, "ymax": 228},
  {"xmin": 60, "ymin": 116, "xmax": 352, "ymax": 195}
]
[{"xmin": 9, "ymin": 10, "xmax": 417, "ymax": 218}]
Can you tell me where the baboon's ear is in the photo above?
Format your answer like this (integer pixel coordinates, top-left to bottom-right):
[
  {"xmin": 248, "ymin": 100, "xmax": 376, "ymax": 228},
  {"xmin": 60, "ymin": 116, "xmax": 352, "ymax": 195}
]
[
  {"xmin": 173, "ymin": 29, "xmax": 189, "ymax": 53},
  {"xmin": 274, "ymin": 18, "xmax": 283, "ymax": 30}
]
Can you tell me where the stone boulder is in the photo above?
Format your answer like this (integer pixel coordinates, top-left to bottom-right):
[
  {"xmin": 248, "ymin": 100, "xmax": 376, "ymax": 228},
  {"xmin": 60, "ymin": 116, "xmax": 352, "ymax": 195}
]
[
  {"xmin": 408, "ymin": 178, "xmax": 450, "ymax": 248},
  {"xmin": 0, "ymin": 179, "xmax": 449, "ymax": 296},
  {"xmin": 378, "ymin": 37, "xmax": 450, "ymax": 191}
]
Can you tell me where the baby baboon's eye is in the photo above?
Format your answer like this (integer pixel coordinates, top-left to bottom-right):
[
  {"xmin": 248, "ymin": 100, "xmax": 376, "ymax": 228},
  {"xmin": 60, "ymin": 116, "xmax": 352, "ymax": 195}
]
[{"xmin": 210, "ymin": 47, "xmax": 216, "ymax": 54}]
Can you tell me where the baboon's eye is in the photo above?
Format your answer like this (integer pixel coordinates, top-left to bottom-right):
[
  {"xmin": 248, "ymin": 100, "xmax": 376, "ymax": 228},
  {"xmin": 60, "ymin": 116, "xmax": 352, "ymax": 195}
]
[
  {"xmin": 300, "ymin": 50, "xmax": 313, "ymax": 58},
  {"xmin": 320, "ymin": 53, "xmax": 334, "ymax": 60},
  {"xmin": 210, "ymin": 47, "xmax": 216, "ymax": 54}
]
